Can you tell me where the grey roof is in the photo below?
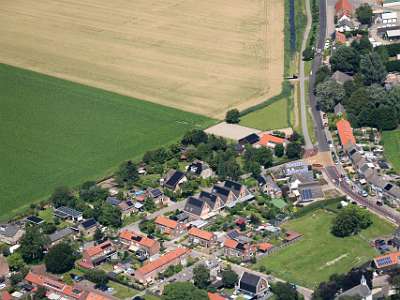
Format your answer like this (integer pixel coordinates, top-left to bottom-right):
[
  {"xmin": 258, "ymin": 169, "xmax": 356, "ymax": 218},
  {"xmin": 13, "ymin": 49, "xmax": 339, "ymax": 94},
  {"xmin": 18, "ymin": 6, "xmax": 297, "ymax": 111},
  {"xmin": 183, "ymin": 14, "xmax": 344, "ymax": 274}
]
[
  {"xmin": 48, "ymin": 227, "xmax": 74, "ymax": 243},
  {"xmin": 334, "ymin": 103, "xmax": 346, "ymax": 115},
  {"xmin": 239, "ymin": 272, "xmax": 261, "ymax": 294},
  {"xmin": 149, "ymin": 188, "xmax": 162, "ymax": 198},
  {"xmin": 384, "ymin": 182, "xmax": 400, "ymax": 198},
  {"xmin": 106, "ymin": 197, "xmax": 121, "ymax": 206},
  {"xmin": 337, "ymin": 283, "xmax": 371, "ymax": 299},
  {"xmin": 199, "ymin": 191, "xmax": 218, "ymax": 209},
  {"xmin": 188, "ymin": 162, "xmax": 203, "ymax": 175},
  {"xmin": 298, "ymin": 182, "xmax": 324, "ymax": 200},
  {"xmin": 331, "ymin": 71, "xmax": 353, "ymax": 84},
  {"xmin": 0, "ymin": 224, "xmax": 20, "ymax": 238},
  {"xmin": 54, "ymin": 206, "xmax": 82, "ymax": 218},
  {"xmin": 292, "ymin": 171, "xmax": 315, "ymax": 184},
  {"xmin": 212, "ymin": 185, "xmax": 232, "ymax": 203},
  {"xmin": 165, "ymin": 170, "xmax": 185, "ymax": 189},
  {"xmin": 184, "ymin": 197, "xmax": 205, "ymax": 216},
  {"xmin": 80, "ymin": 218, "xmax": 97, "ymax": 230}
]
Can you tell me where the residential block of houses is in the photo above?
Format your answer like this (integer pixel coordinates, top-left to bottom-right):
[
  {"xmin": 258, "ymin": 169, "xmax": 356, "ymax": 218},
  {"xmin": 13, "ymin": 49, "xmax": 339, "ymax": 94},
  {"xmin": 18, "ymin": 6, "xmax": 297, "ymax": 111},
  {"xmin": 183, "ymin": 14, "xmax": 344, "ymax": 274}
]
[
  {"xmin": 119, "ymin": 230, "xmax": 160, "ymax": 257},
  {"xmin": 187, "ymin": 227, "xmax": 215, "ymax": 248}
]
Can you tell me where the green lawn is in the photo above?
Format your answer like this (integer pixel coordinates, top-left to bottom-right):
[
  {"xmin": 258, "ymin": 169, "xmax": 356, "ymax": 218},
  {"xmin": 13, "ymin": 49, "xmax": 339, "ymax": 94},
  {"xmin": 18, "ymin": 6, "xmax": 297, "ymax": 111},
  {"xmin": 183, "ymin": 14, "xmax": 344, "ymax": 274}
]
[
  {"xmin": 0, "ymin": 63, "xmax": 213, "ymax": 220},
  {"xmin": 108, "ymin": 281, "xmax": 139, "ymax": 299},
  {"xmin": 239, "ymin": 98, "xmax": 289, "ymax": 130},
  {"xmin": 255, "ymin": 209, "xmax": 395, "ymax": 288},
  {"xmin": 382, "ymin": 130, "xmax": 400, "ymax": 173}
]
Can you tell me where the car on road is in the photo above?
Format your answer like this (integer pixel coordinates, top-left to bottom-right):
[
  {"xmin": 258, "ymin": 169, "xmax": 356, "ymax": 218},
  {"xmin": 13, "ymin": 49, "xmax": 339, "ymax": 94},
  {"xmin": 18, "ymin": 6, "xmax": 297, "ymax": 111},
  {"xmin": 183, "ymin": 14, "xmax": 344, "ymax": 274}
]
[{"xmin": 376, "ymin": 201, "xmax": 383, "ymax": 206}]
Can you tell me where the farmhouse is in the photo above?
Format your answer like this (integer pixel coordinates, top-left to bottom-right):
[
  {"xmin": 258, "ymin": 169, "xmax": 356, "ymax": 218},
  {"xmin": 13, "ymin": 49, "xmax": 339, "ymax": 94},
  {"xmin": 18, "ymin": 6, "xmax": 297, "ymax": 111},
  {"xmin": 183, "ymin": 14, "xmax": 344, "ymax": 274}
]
[
  {"xmin": 239, "ymin": 133, "xmax": 260, "ymax": 145},
  {"xmin": 237, "ymin": 272, "xmax": 270, "ymax": 298},
  {"xmin": 257, "ymin": 134, "xmax": 286, "ymax": 149},
  {"xmin": 154, "ymin": 216, "xmax": 186, "ymax": 238},
  {"xmin": 134, "ymin": 247, "xmax": 190, "ymax": 284},
  {"xmin": 119, "ymin": 230, "xmax": 160, "ymax": 257},
  {"xmin": 78, "ymin": 240, "xmax": 117, "ymax": 269}
]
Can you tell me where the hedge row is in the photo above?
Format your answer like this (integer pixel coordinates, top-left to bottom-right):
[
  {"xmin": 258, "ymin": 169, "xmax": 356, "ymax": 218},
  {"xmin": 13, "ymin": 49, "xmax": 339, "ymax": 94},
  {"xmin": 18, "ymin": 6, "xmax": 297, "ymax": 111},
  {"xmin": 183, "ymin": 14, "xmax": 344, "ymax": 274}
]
[{"xmin": 292, "ymin": 196, "xmax": 345, "ymax": 218}]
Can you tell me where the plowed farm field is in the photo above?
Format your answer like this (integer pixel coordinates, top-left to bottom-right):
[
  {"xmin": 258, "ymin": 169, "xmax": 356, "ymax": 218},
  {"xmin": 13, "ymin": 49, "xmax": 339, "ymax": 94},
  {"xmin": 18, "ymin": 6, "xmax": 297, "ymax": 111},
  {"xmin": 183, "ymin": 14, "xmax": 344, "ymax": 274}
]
[{"xmin": 0, "ymin": 0, "xmax": 284, "ymax": 118}]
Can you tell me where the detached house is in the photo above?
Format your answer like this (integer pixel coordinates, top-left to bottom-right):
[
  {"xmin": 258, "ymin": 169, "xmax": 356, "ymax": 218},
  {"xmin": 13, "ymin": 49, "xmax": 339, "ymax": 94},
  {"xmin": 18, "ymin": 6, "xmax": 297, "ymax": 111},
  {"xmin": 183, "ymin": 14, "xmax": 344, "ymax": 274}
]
[
  {"xmin": 78, "ymin": 240, "xmax": 117, "ymax": 269},
  {"xmin": 78, "ymin": 218, "xmax": 98, "ymax": 237},
  {"xmin": 119, "ymin": 230, "xmax": 160, "ymax": 257},
  {"xmin": 188, "ymin": 227, "xmax": 215, "ymax": 248},
  {"xmin": 154, "ymin": 216, "xmax": 186, "ymax": 238},
  {"xmin": 164, "ymin": 170, "xmax": 187, "ymax": 191},
  {"xmin": 257, "ymin": 134, "xmax": 286, "ymax": 149},
  {"xmin": 54, "ymin": 206, "xmax": 83, "ymax": 222},
  {"xmin": 0, "ymin": 224, "xmax": 24, "ymax": 245},
  {"xmin": 237, "ymin": 272, "xmax": 270, "ymax": 299},
  {"xmin": 187, "ymin": 161, "xmax": 214, "ymax": 179},
  {"xmin": 223, "ymin": 238, "xmax": 256, "ymax": 261},
  {"xmin": 134, "ymin": 247, "xmax": 190, "ymax": 284}
]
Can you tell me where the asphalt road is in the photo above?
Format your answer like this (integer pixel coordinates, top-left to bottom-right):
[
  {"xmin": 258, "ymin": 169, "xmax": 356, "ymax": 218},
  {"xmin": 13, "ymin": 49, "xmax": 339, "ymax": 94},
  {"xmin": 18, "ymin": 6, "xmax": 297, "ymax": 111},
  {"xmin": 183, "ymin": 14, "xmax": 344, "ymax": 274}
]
[
  {"xmin": 309, "ymin": 0, "xmax": 330, "ymax": 152},
  {"xmin": 300, "ymin": 0, "xmax": 313, "ymax": 150}
]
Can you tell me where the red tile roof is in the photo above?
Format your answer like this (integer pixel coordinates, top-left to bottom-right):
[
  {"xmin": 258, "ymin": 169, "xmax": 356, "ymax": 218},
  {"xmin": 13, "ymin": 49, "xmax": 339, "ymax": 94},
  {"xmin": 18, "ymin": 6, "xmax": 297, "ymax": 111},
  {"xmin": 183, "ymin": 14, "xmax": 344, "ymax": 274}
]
[
  {"xmin": 25, "ymin": 272, "xmax": 84, "ymax": 299},
  {"xmin": 136, "ymin": 247, "xmax": 189, "ymax": 276},
  {"xmin": 208, "ymin": 292, "xmax": 227, "ymax": 300},
  {"xmin": 374, "ymin": 251, "xmax": 400, "ymax": 269},
  {"xmin": 86, "ymin": 292, "xmax": 113, "ymax": 300},
  {"xmin": 85, "ymin": 241, "xmax": 113, "ymax": 257},
  {"xmin": 155, "ymin": 215, "xmax": 178, "ymax": 229},
  {"xmin": 285, "ymin": 231, "xmax": 303, "ymax": 242},
  {"xmin": 188, "ymin": 227, "xmax": 214, "ymax": 241},
  {"xmin": 1, "ymin": 291, "xmax": 12, "ymax": 300},
  {"xmin": 258, "ymin": 134, "xmax": 285, "ymax": 146},
  {"xmin": 119, "ymin": 230, "xmax": 158, "ymax": 248},
  {"xmin": 258, "ymin": 243, "xmax": 274, "ymax": 252},
  {"xmin": 335, "ymin": 0, "xmax": 352, "ymax": 14},
  {"xmin": 335, "ymin": 31, "xmax": 347, "ymax": 44},
  {"xmin": 336, "ymin": 119, "xmax": 356, "ymax": 146},
  {"xmin": 224, "ymin": 239, "xmax": 239, "ymax": 249}
]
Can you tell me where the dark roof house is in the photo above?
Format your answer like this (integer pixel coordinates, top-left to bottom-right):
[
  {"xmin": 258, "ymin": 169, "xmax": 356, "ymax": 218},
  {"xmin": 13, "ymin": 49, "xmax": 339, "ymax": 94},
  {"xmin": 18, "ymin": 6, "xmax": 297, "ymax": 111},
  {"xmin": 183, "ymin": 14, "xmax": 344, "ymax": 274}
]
[
  {"xmin": 164, "ymin": 170, "xmax": 186, "ymax": 190},
  {"xmin": 54, "ymin": 206, "xmax": 83, "ymax": 221},
  {"xmin": 239, "ymin": 134, "xmax": 260, "ymax": 145},
  {"xmin": 238, "ymin": 272, "xmax": 269, "ymax": 297}
]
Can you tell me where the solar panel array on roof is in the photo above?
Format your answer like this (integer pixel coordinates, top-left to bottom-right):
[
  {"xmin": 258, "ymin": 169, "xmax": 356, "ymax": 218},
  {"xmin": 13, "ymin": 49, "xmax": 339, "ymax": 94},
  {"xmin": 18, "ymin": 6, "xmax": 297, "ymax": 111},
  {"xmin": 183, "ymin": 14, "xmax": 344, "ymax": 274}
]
[
  {"xmin": 384, "ymin": 183, "xmax": 393, "ymax": 191},
  {"xmin": 55, "ymin": 206, "xmax": 82, "ymax": 218},
  {"xmin": 300, "ymin": 189, "xmax": 313, "ymax": 201},
  {"xmin": 26, "ymin": 216, "xmax": 44, "ymax": 224},
  {"xmin": 165, "ymin": 171, "xmax": 185, "ymax": 188},
  {"xmin": 150, "ymin": 189, "xmax": 162, "ymax": 198},
  {"xmin": 81, "ymin": 218, "xmax": 97, "ymax": 229},
  {"xmin": 376, "ymin": 257, "xmax": 393, "ymax": 266}
]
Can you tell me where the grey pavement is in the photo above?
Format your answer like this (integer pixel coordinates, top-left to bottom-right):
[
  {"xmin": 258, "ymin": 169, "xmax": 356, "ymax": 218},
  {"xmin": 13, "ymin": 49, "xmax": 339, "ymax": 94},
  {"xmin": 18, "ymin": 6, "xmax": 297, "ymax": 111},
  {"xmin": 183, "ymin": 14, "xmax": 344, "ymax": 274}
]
[{"xmin": 300, "ymin": 0, "xmax": 314, "ymax": 150}]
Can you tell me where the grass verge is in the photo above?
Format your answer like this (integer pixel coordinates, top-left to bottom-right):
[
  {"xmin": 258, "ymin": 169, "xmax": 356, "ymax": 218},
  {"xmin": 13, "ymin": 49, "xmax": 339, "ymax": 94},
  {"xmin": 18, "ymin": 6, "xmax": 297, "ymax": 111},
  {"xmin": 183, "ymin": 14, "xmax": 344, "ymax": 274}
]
[{"xmin": 382, "ymin": 130, "xmax": 400, "ymax": 173}]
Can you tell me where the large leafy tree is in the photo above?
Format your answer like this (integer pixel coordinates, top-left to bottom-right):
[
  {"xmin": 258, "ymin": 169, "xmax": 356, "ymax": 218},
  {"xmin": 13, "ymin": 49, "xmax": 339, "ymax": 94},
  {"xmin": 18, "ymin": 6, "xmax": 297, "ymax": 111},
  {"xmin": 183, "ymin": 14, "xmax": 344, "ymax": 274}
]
[
  {"xmin": 98, "ymin": 203, "xmax": 122, "ymax": 227},
  {"xmin": 221, "ymin": 268, "xmax": 238, "ymax": 288},
  {"xmin": 331, "ymin": 205, "xmax": 372, "ymax": 237},
  {"xmin": 315, "ymin": 65, "xmax": 332, "ymax": 87},
  {"xmin": 20, "ymin": 226, "xmax": 48, "ymax": 263},
  {"xmin": 286, "ymin": 143, "xmax": 303, "ymax": 159},
  {"xmin": 193, "ymin": 264, "xmax": 210, "ymax": 289},
  {"xmin": 79, "ymin": 181, "xmax": 108, "ymax": 202},
  {"xmin": 162, "ymin": 282, "xmax": 208, "ymax": 300},
  {"xmin": 49, "ymin": 186, "xmax": 76, "ymax": 208},
  {"xmin": 225, "ymin": 109, "xmax": 240, "ymax": 124},
  {"xmin": 86, "ymin": 269, "xmax": 109, "ymax": 287},
  {"xmin": 115, "ymin": 160, "xmax": 139, "ymax": 187},
  {"xmin": 181, "ymin": 130, "xmax": 208, "ymax": 146},
  {"xmin": 356, "ymin": 4, "xmax": 373, "ymax": 25},
  {"xmin": 330, "ymin": 46, "xmax": 359, "ymax": 74},
  {"xmin": 271, "ymin": 282, "xmax": 300, "ymax": 300},
  {"xmin": 316, "ymin": 79, "xmax": 345, "ymax": 112},
  {"xmin": 359, "ymin": 52, "xmax": 387, "ymax": 85},
  {"xmin": 45, "ymin": 243, "xmax": 76, "ymax": 274}
]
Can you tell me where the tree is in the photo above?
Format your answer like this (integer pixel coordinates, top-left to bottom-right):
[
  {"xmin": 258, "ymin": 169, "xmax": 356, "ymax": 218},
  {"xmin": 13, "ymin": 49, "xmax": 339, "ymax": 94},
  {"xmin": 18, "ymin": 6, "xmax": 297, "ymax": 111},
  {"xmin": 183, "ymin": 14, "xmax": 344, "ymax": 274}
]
[
  {"xmin": 331, "ymin": 206, "xmax": 373, "ymax": 237},
  {"xmin": 221, "ymin": 268, "xmax": 239, "ymax": 288},
  {"xmin": 182, "ymin": 130, "xmax": 208, "ymax": 146},
  {"xmin": 144, "ymin": 197, "xmax": 156, "ymax": 212},
  {"xmin": 93, "ymin": 227, "xmax": 104, "ymax": 241},
  {"xmin": 86, "ymin": 269, "xmax": 109, "ymax": 287},
  {"xmin": 34, "ymin": 286, "xmax": 47, "ymax": 300},
  {"xmin": 79, "ymin": 181, "xmax": 108, "ymax": 202},
  {"xmin": 98, "ymin": 203, "xmax": 122, "ymax": 227},
  {"xmin": 115, "ymin": 160, "xmax": 139, "ymax": 187},
  {"xmin": 330, "ymin": 46, "xmax": 359, "ymax": 74},
  {"xmin": 315, "ymin": 65, "xmax": 332, "ymax": 87},
  {"xmin": 162, "ymin": 282, "xmax": 208, "ymax": 300},
  {"xmin": 286, "ymin": 143, "xmax": 302, "ymax": 159},
  {"xmin": 41, "ymin": 222, "xmax": 57, "ymax": 234},
  {"xmin": 193, "ymin": 264, "xmax": 210, "ymax": 289},
  {"xmin": 356, "ymin": 4, "xmax": 373, "ymax": 25},
  {"xmin": 7, "ymin": 252, "xmax": 25, "ymax": 271},
  {"xmin": 316, "ymin": 79, "xmax": 345, "ymax": 112},
  {"xmin": 250, "ymin": 214, "xmax": 261, "ymax": 225},
  {"xmin": 49, "ymin": 186, "xmax": 76, "ymax": 208},
  {"xmin": 45, "ymin": 242, "xmax": 76, "ymax": 274},
  {"xmin": 359, "ymin": 52, "xmax": 387, "ymax": 85},
  {"xmin": 244, "ymin": 160, "xmax": 261, "ymax": 178},
  {"xmin": 20, "ymin": 226, "xmax": 48, "ymax": 263},
  {"xmin": 143, "ymin": 148, "xmax": 170, "ymax": 165},
  {"xmin": 225, "ymin": 109, "xmax": 240, "ymax": 124},
  {"xmin": 271, "ymin": 282, "xmax": 300, "ymax": 300},
  {"xmin": 274, "ymin": 144, "xmax": 285, "ymax": 157},
  {"xmin": 303, "ymin": 47, "xmax": 314, "ymax": 61},
  {"xmin": 351, "ymin": 35, "xmax": 372, "ymax": 54}
]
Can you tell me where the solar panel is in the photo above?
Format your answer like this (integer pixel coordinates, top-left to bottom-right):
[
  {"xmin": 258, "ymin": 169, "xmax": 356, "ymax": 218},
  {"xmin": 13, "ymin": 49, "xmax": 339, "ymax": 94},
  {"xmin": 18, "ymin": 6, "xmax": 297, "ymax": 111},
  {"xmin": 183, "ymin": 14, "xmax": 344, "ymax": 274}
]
[
  {"xmin": 300, "ymin": 189, "xmax": 313, "ymax": 201},
  {"xmin": 376, "ymin": 256, "xmax": 393, "ymax": 266}
]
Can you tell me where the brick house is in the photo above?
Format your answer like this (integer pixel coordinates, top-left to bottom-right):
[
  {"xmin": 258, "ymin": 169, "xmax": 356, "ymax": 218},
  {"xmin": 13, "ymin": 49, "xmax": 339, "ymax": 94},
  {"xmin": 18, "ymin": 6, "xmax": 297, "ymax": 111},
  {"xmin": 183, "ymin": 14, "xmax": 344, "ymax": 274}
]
[
  {"xmin": 119, "ymin": 230, "xmax": 160, "ymax": 257},
  {"xmin": 223, "ymin": 238, "xmax": 256, "ymax": 261},
  {"xmin": 188, "ymin": 227, "xmax": 215, "ymax": 248},
  {"xmin": 154, "ymin": 216, "xmax": 186, "ymax": 238},
  {"xmin": 78, "ymin": 240, "xmax": 117, "ymax": 269},
  {"xmin": 134, "ymin": 247, "xmax": 190, "ymax": 285}
]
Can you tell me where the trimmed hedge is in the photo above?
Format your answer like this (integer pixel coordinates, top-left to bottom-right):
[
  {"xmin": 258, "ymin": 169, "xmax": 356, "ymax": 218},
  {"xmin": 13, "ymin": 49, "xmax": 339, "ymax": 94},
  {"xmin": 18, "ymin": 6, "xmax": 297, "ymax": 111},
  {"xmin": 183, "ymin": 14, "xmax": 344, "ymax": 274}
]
[
  {"xmin": 386, "ymin": 60, "xmax": 400, "ymax": 72},
  {"xmin": 292, "ymin": 197, "xmax": 345, "ymax": 218}
]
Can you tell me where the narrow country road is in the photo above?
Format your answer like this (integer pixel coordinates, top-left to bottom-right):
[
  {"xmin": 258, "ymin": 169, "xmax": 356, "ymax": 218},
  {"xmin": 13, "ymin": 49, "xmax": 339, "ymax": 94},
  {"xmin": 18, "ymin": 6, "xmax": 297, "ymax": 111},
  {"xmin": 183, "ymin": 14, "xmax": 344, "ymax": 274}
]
[{"xmin": 299, "ymin": 0, "xmax": 313, "ymax": 150}]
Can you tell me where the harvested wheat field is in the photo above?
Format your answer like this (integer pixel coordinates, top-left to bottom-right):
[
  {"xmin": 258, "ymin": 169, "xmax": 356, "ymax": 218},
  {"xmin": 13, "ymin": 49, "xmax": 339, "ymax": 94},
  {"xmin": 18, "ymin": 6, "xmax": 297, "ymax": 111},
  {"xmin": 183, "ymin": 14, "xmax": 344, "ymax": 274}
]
[{"xmin": 0, "ymin": 0, "xmax": 284, "ymax": 118}]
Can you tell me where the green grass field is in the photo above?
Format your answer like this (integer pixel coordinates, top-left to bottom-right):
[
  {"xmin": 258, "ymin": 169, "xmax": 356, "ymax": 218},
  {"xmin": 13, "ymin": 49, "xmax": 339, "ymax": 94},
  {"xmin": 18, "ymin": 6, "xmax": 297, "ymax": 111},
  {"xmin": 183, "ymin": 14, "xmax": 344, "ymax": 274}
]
[
  {"xmin": 0, "ymin": 64, "xmax": 213, "ymax": 220},
  {"xmin": 255, "ymin": 209, "xmax": 394, "ymax": 288},
  {"xmin": 382, "ymin": 130, "xmax": 400, "ymax": 173},
  {"xmin": 239, "ymin": 97, "xmax": 289, "ymax": 130}
]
